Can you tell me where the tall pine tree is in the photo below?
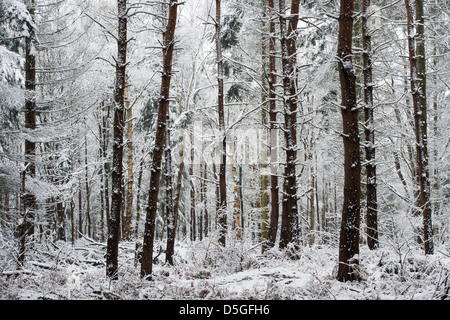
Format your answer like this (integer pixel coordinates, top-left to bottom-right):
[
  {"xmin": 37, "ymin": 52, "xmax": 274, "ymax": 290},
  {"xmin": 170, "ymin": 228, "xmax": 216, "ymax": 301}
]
[
  {"xmin": 337, "ymin": 0, "xmax": 361, "ymax": 282},
  {"xmin": 141, "ymin": 0, "xmax": 179, "ymax": 278},
  {"xmin": 106, "ymin": 0, "xmax": 128, "ymax": 280}
]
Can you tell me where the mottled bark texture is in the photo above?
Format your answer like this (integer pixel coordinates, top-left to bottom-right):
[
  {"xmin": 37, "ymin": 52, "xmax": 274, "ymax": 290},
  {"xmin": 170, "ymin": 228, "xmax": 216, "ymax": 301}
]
[
  {"xmin": 106, "ymin": 0, "xmax": 128, "ymax": 280},
  {"xmin": 141, "ymin": 0, "xmax": 179, "ymax": 278},
  {"xmin": 405, "ymin": 0, "xmax": 434, "ymax": 255},
  {"xmin": 215, "ymin": 0, "xmax": 227, "ymax": 246},
  {"xmin": 164, "ymin": 111, "xmax": 174, "ymax": 264},
  {"xmin": 19, "ymin": 0, "xmax": 36, "ymax": 264},
  {"xmin": 337, "ymin": 0, "xmax": 362, "ymax": 282},
  {"xmin": 267, "ymin": 0, "xmax": 280, "ymax": 249},
  {"xmin": 123, "ymin": 79, "xmax": 134, "ymax": 241},
  {"xmin": 362, "ymin": 0, "xmax": 378, "ymax": 250},
  {"xmin": 278, "ymin": 0, "xmax": 300, "ymax": 250}
]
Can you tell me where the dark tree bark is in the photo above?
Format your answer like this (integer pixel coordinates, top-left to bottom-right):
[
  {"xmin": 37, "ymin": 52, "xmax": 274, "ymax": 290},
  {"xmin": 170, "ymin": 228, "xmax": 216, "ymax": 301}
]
[
  {"xmin": 404, "ymin": 0, "xmax": 434, "ymax": 255},
  {"xmin": 106, "ymin": 0, "xmax": 128, "ymax": 280},
  {"xmin": 278, "ymin": 0, "xmax": 300, "ymax": 250},
  {"xmin": 336, "ymin": 0, "xmax": 361, "ymax": 282},
  {"xmin": 215, "ymin": 0, "xmax": 227, "ymax": 246},
  {"xmin": 362, "ymin": 0, "xmax": 378, "ymax": 250},
  {"xmin": 123, "ymin": 80, "xmax": 134, "ymax": 241},
  {"xmin": 56, "ymin": 202, "xmax": 65, "ymax": 241},
  {"xmin": 199, "ymin": 163, "xmax": 204, "ymax": 241},
  {"xmin": 70, "ymin": 199, "xmax": 75, "ymax": 245},
  {"xmin": 134, "ymin": 155, "xmax": 144, "ymax": 239},
  {"xmin": 415, "ymin": 0, "xmax": 432, "ymax": 252},
  {"xmin": 200, "ymin": 163, "xmax": 209, "ymax": 240},
  {"xmin": 19, "ymin": 0, "xmax": 36, "ymax": 264},
  {"xmin": 166, "ymin": 146, "xmax": 184, "ymax": 264},
  {"xmin": 415, "ymin": 0, "xmax": 428, "ymax": 174},
  {"xmin": 78, "ymin": 152, "xmax": 83, "ymax": 237},
  {"xmin": 260, "ymin": 0, "xmax": 270, "ymax": 252},
  {"xmin": 84, "ymin": 135, "xmax": 91, "ymax": 237},
  {"xmin": 99, "ymin": 102, "xmax": 111, "ymax": 241},
  {"xmin": 164, "ymin": 113, "xmax": 175, "ymax": 263},
  {"xmin": 190, "ymin": 131, "xmax": 196, "ymax": 242},
  {"xmin": 267, "ymin": 0, "xmax": 280, "ymax": 250},
  {"xmin": 141, "ymin": 0, "xmax": 179, "ymax": 278}
]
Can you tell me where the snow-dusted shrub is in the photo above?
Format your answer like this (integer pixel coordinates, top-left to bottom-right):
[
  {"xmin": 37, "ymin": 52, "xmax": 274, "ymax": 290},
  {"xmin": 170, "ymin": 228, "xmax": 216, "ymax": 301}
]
[{"xmin": 173, "ymin": 237, "xmax": 260, "ymax": 277}]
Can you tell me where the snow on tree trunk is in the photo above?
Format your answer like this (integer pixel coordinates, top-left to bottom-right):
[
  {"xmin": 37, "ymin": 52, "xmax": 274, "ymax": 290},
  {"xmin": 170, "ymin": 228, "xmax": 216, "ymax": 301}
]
[
  {"xmin": 215, "ymin": 0, "xmax": 227, "ymax": 247},
  {"xmin": 267, "ymin": 0, "xmax": 280, "ymax": 250},
  {"xmin": 229, "ymin": 142, "xmax": 242, "ymax": 241},
  {"xmin": 164, "ymin": 109, "xmax": 174, "ymax": 262},
  {"xmin": 337, "ymin": 0, "xmax": 362, "ymax": 282},
  {"xmin": 123, "ymin": 77, "xmax": 134, "ymax": 241},
  {"xmin": 260, "ymin": 0, "xmax": 270, "ymax": 253},
  {"xmin": 362, "ymin": 0, "xmax": 378, "ymax": 250},
  {"xmin": 166, "ymin": 134, "xmax": 184, "ymax": 265},
  {"xmin": 141, "ymin": 0, "xmax": 179, "ymax": 279},
  {"xmin": 404, "ymin": 0, "xmax": 434, "ymax": 255},
  {"xmin": 190, "ymin": 130, "xmax": 196, "ymax": 241},
  {"xmin": 278, "ymin": 0, "xmax": 300, "ymax": 250},
  {"xmin": 19, "ymin": 0, "xmax": 36, "ymax": 263},
  {"xmin": 106, "ymin": 0, "xmax": 128, "ymax": 280}
]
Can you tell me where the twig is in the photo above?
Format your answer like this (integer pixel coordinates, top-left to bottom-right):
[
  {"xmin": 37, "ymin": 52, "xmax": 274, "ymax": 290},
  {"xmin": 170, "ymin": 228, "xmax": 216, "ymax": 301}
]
[
  {"xmin": 2, "ymin": 269, "xmax": 34, "ymax": 276},
  {"xmin": 78, "ymin": 231, "xmax": 106, "ymax": 247}
]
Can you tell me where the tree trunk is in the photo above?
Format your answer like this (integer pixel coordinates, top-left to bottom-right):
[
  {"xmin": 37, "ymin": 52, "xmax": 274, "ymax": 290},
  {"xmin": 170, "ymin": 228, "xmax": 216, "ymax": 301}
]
[
  {"xmin": 106, "ymin": 0, "xmax": 128, "ymax": 280},
  {"xmin": 431, "ymin": 47, "xmax": 440, "ymax": 216},
  {"xmin": 200, "ymin": 162, "xmax": 208, "ymax": 239},
  {"xmin": 260, "ymin": 0, "xmax": 270, "ymax": 252},
  {"xmin": 19, "ymin": 0, "xmax": 37, "ymax": 264},
  {"xmin": 141, "ymin": 0, "xmax": 179, "ymax": 278},
  {"xmin": 404, "ymin": 0, "xmax": 433, "ymax": 255},
  {"xmin": 101, "ymin": 102, "xmax": 111, "ymax": 239},
  {"xmin": 238, "ymin": 165, "xmax": 244, "ymax": 238},
  {"xmin": 84, "ymin": 135, "xmax": 91, "ymax": 237},
  {"xmin": 166, "ymin": 140, "xmax": 184, "ymax": 264},
  {"xmin": 278, "ymin": 0, "xmax": 300, "ymax": 250},
  {"xmin": 362, "ymin": 0, "xmax": 378, "ymax": 250},
  {"xmin": 99, "ymin": 150, "xmax": 105, "ymax": 241},
  {"xmin": 309, "ymin": 144, "xmax": 315, "ymax": 246},
  {"xmin": 199, "ymin": 162, "xmax": 204, "ymax": 241},
  {"xmin": 56, "ymin": 202, "xmax": 65, "ymax": 241},
  {"xmin": 135, "ymin": 155, "xmax": 144, "ymax": 239},
  {"xmin": 78, "ymin": 152, "xmax": 83, "ymax": 236},
  {"xmin": 229, "ymin": 144, "xmax": 241, "ymax": 241},
  {"xmin": 98, "ymin": 112, "xmax": 106, "ymax": 242},
  {"xmin": 70, "ymin": 199, "xmax": 75, "ymax": 245},
  {"xmin": 190, "ymin": 131, "xmax": 196, "ymax": 242},
  {"xmin": 337, "ymin": 0, "xmax": 361, "ymax": 282},
  {"xmin": 415, "ymin": 0, "xmax": 428, "ymax": 173},
  {"xmin": 215, "ymin": 0, "xmax": 227, "ymax": 246},
  {"xmin": 124, "ymin": 78, "xmax": 134, "ymax": 241},
  {"xmin": 164, "ymin": 112, "xmax": 175, "ymax": 259},
  {"xmin": 267, "ymin": 0, "xmax": 279, "ymax": 250}
]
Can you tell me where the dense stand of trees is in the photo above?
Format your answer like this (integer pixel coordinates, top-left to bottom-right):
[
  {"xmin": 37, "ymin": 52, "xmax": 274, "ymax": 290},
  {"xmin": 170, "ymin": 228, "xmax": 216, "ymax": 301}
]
[{"xmin": 0, "ymin": 0, "xmax": 448, "ymax": 283}]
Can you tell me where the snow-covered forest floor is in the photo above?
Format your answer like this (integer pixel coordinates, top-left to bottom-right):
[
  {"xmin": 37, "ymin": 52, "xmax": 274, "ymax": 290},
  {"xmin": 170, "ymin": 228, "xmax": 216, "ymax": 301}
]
[{"xmin": 1, "ymin": 235, "xmax": 449, "ymax": 300}]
